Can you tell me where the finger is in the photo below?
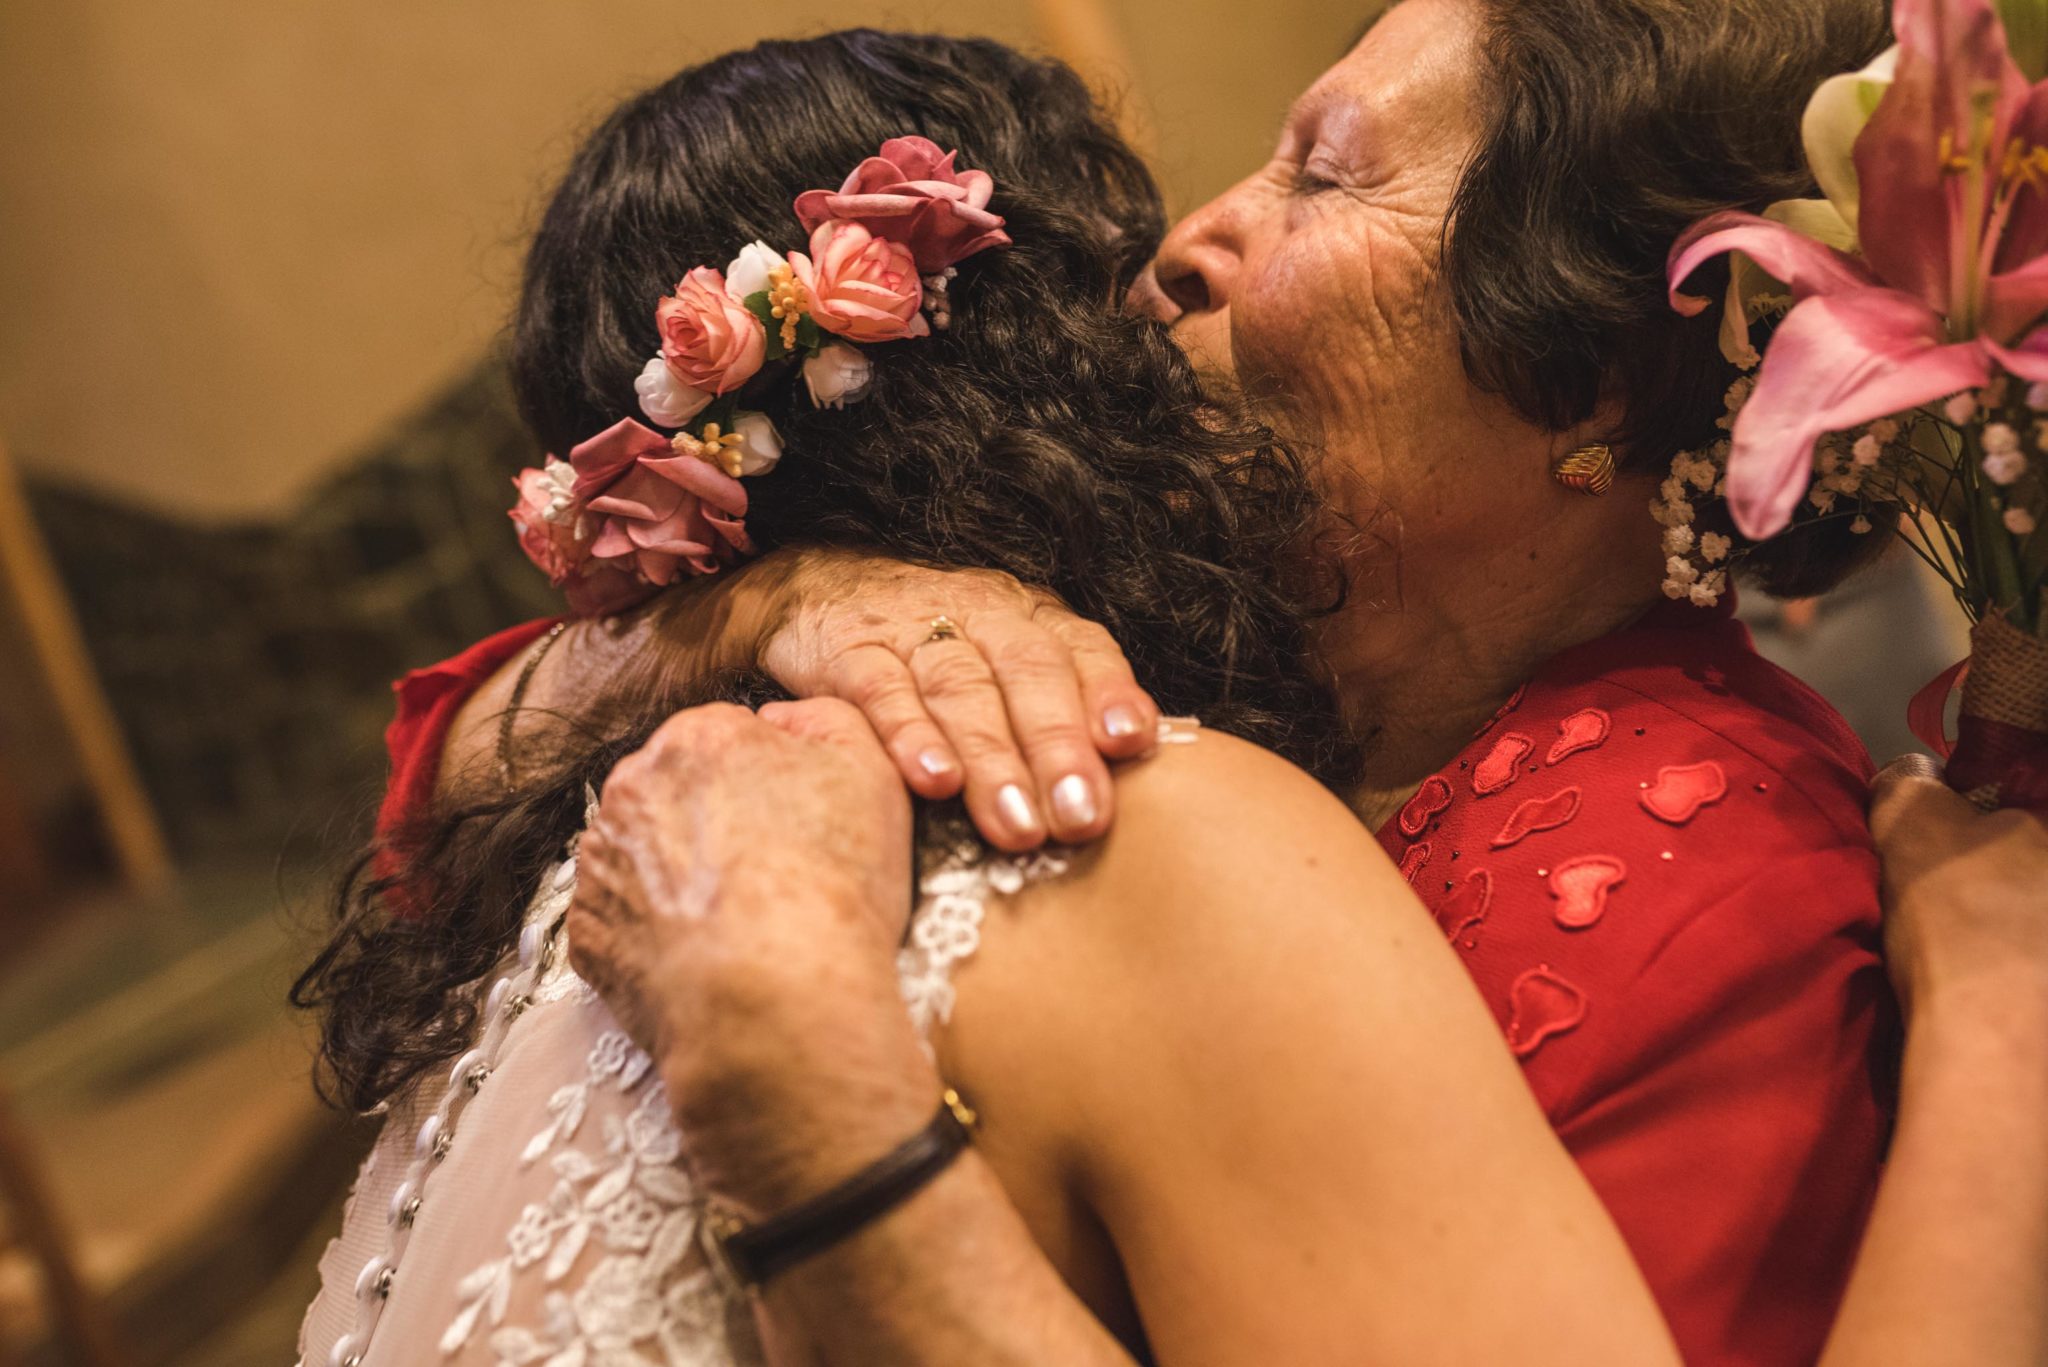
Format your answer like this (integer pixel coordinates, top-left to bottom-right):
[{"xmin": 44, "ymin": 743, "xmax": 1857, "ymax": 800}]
[
  {"xmin": 822, "ymin": 643, "xmax": 964, "ymax": 800},
  {"xmin": 1870, "ymin": 755, "xmax": 1974, "ymax": 849},
  {"xmin": 758, "ymin": 697, "xmax": 892, "ymax": 762},
  {"xmin": 909, "ymin": 637, "xmax": 1047, "ymax": 851},
  {"xmin": 1045, "ymin": 612, "xmax": 1160, "ymax": 760},
  {"xmin": 972, "ymin": 618, "xmax": 1114, "ymax": 844}
]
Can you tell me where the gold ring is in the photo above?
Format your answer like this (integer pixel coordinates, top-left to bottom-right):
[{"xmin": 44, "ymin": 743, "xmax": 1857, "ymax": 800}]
[{"xmin": 913, "ymin": 615, "xmax": 963, "ymax": 652}]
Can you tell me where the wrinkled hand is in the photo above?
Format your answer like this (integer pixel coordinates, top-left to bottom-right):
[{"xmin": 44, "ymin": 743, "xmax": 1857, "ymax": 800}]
[
  {"xmin": 1871, "ymin": 755, "xmax": 2048, "ymax": 1023},
  {"xmin": 757, "ymin": 548, "xmax": 1160, "ymax": 850},
  {"xmin": 567, "ymin": 698, "xmax": 940, "ymax": 1216}
]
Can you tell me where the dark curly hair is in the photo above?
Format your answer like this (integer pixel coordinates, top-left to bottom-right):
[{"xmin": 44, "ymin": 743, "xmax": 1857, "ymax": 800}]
[
  {"xmin": 294, "ymin": 29, "xmax": 1360, "ymax": 1114},
  {"xmin": 1447, "ymin": 0, "xmax": 1894, "ymax": 596}
]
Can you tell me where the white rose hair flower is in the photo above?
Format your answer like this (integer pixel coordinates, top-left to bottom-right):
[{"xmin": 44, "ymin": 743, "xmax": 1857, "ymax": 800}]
[
  {"xmin": 635, "ymin": 355, "xmax": 712, "ymax": 427},
  {"xmin": 802, "ymin": 343, "xmax": 873, "ymax": 409}
]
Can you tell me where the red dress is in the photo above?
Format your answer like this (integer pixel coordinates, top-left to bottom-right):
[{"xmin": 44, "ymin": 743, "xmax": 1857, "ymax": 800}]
[{"xmin": 377, "ymin": 597, "xmax": 1891, "ymax": 1367}]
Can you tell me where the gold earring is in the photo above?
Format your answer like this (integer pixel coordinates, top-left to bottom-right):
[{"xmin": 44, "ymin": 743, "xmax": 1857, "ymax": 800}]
[{"xmin": 1553, "ymin": 443, "xmax": 1616, "ymax": 496}]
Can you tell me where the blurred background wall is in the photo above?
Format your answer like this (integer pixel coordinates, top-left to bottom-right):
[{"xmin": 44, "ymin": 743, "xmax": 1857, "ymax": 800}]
[
  {"xmin": 0, "ymin": 0, "xmax": 1355, "ymax": 520},
  {"xmin": 0, "ymin": 5, "xmax": 1377, "ymax": 1365}
]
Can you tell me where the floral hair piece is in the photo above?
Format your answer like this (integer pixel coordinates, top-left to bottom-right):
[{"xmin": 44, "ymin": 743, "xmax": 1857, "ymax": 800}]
[{"xmin": 511, "ymin": 137, "xmax": 1011, "ymax": 615}]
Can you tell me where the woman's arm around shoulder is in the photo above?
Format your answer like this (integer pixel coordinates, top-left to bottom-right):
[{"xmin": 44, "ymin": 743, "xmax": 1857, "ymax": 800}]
[{"xmin": 939, "ymin": 730, "xmax": 1682, "ymax": 1367}]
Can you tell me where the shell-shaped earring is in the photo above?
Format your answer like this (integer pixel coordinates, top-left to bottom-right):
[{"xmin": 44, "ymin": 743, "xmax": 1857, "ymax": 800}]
[{"xmin": 1553, "ymin": 443, "xmax": 1616, "ymax": 496}]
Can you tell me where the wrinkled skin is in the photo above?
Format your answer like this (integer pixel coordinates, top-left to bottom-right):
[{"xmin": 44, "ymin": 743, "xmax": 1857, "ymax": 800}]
[
  {"xmin": 1134, "ymin": 0, "xmax": 1662, "ymax": 799},
  {"xmin": 567, "ymin": 697, "xmax": 932, "ymax": 1215}
]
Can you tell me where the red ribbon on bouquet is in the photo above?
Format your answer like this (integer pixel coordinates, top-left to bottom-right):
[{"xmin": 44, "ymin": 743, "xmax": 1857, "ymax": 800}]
[{"xmin": 1913, "ymin": 614, "xmax": 2048, "ymax": 812}]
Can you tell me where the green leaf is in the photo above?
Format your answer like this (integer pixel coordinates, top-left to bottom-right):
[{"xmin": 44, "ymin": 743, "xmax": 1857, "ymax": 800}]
[
  {"xmin": 794, "ymin": 315, "xmax": 823, "ymax": 353},
  {"xmin": 2000, "ymin": 0, "xmax": 2048, "ymax": 83},
  {"xmin": 741, "ymin": 291, "xmax": 789, "ymax": 361},
  {"xmin": 697, "ymin": 394, "xmax": 739, "ymax": 432}
]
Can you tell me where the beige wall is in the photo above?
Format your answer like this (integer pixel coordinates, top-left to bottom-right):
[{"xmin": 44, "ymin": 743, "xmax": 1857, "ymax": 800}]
[{"xmin": 0, "ymin": 0, "xmax": 1361, "ymax": 521}]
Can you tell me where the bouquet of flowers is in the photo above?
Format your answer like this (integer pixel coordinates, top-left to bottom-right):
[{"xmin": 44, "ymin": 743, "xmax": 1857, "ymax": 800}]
[{"xmin": 1667, "ymin": 0, "xmax": 2048, "ymax": 809}]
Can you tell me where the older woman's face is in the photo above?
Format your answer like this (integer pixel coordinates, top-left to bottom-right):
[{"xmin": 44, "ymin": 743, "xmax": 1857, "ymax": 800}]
[{"xmin": 1142, "ymin": 0, "xmax": 1602, "ymax": 623}]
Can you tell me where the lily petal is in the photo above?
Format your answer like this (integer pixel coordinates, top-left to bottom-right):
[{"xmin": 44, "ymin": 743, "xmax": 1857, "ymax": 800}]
[
  {"xmin": 1668, "ymin": 210, "xmax": 1877, "ymax": 314},
  {"xmin": 1990, "ymin": 80, "xmax": 2048, "ymax": 287},
  {"xmin": 1727, "ymin": 287, "xmax": 1992, "ymax": 538},
  {"xmin": 1859, "ymin": 0, "xmax": 2030, "ymax": 316},
  {"xmin": 1802, "ymin": 46, "xmax": 1899, "ymax": 234},
  {"xmin": 1984, "ymin": 322, "xmax": 2048, "ymax": 378},
  {"xmin": 1986, "ymin": 248, "xmax": 2048, "ymax": 340}
]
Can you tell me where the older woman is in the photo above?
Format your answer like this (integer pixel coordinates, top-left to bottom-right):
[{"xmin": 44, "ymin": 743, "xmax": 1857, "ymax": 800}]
[{"xmin": 379, "ymin": 0, "xmax": 2029, "ymax": 1361}]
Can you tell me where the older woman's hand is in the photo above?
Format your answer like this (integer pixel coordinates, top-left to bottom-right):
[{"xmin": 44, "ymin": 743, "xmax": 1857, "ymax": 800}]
[
  {"xmin": 1870, "ymin": 756, "xmax": 2048, "ymax": 1024},
  {"xmin": 751, "ymin": 548, "xmax": 1159, "ymax": 849},
  {"xmin": 567, "ymin": 697, "xmax": 942, "ymax": 1218}
]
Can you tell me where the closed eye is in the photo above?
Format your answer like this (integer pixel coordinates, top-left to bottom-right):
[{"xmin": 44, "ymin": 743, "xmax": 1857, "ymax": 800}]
[{"xmin": 1290, "ymin": 167, "xmax": 1340, "ymax": 196}]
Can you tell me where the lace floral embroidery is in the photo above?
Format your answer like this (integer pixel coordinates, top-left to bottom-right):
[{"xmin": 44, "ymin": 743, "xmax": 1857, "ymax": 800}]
[
  {"xmin": 438, "ymin": 1028, "xmax": 755, "ymax": 1366},
  {"xmin": 897, "ymin": 843, "xmax": 1070, "ymax": 1037}
]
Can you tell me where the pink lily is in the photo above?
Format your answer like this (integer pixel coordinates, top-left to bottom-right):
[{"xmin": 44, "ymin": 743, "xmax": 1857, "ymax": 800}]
[{"xmin": 1668, "ymin": 0, "xmax": 2048, "ymax": 538}]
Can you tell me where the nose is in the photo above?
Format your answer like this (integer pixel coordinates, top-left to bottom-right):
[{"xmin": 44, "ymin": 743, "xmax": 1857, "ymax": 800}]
[{"xmin": 1147, "ymin": 182, "xmax": 1249, "ymax": 322}]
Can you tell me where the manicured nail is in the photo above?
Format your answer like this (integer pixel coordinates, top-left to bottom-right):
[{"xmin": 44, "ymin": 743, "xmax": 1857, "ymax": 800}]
[
  {"xmin": 1103, "ymin": 705, "xmax": 1146, "ymax": 740},
  {"xmin": 1051, "ymin": 774, "xmax": 1098, "ymax": 829},
  {"xmin": 996, "ymin": 783, "xmax": 1044, "ymax": 838},
  {"xmin": 917, "ymin": 748, "xmax": 959, "ymax": 780}
]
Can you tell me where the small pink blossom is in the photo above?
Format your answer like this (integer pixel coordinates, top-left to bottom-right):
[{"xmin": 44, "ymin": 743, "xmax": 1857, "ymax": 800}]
[
  {"xmin": 794, "ymin": 136, "xmax": 1011, "ymax": 274},
  {"xmin": 510, "ymin": 460, "xmax": 582, "ymax": 584},
  {"xmin": 1946, "ymin": 392, "xmax": 1981, "ymax": 425},
  {"xmin": 1852, "ymin": 433, "xmax": 1883, "ymax": 465},
  {"xmin": 2005, "ymin": 506, "xmax": 2039, "ymax": 535},
  {"xmin": 790, "ymin": 221, "xmax": 928, "ymax": 344},
  {"xmin": 509, "ymin": 459, "xmax": 647, "ymax": 617},
  {"xmin": 2029, "ymin": 381, "xmax": 2048, "ymax": 409},
  {"xmin": 655, "ymin": 267, "xmax": 767, "ymax": 397},
  {"xmin": 1984, "ymin": 422, "xmax": 2022, "ymax": 453}
]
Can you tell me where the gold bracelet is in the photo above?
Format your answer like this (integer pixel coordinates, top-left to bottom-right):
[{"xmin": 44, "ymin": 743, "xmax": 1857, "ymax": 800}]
[{"xmin": 499, "ymin": 621, "xmax": 568, "ymax": 791}]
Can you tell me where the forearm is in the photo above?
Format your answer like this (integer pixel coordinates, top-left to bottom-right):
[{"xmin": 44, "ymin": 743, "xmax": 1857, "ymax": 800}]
[
  {"xmin": 1820, "ymin": 985, "xmax": 2048, "ymax": 1367},
  {"xmin": 758, "ymin": 1151, "xmax": 1136, "ymax": 1367},
  {"xmin": 441, "ymin": 553, "xmax": 799, "ymax": 797}
]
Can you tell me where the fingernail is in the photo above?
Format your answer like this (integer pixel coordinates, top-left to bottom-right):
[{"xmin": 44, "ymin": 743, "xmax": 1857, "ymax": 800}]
[
  {"xmin": 1103, "ymin": 705, "xmax": 1146, "ymax": 740},
  {"xmin": 917, "ymin": 748, "xmax": 958, "ymax": 780},
  {"xmin": 1051, "ymin": 774, "xmax": 1098, "ymax": 830},
  {"xmin": 996, "ymin": 783, "xmax": 1044, "ymax": 838}
]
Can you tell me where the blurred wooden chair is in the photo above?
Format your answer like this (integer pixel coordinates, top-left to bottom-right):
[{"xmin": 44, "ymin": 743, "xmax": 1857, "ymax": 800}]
[
  {"xmin": 0, "ymin": 439, "xmax": 169, "ymax": 898},
  {"xmin": 0, "ymin": 1084, "xmax": 122, "ymax": 1367}
]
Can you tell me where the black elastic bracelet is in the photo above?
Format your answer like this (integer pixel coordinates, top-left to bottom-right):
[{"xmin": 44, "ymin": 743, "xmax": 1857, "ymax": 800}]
[{"xmin": 709, "ymin": 1089, "xmax": 978, "ymax": 1288}]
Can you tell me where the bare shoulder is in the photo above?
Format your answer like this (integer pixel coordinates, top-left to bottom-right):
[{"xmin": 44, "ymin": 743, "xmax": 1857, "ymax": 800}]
[{"xmin": 932, "ymin": 728, "xmax": 1434, "ymax": 1105}]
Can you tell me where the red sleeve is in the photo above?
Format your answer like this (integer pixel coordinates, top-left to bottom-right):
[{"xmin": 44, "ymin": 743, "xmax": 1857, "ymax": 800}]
[
  {"xmin": 373, "ymin": 617, "xmax": 561, "ymax": 850},
  {"xmin": 1548, "ymin": 844, "xmax": 1892, "ymax": 1367}
]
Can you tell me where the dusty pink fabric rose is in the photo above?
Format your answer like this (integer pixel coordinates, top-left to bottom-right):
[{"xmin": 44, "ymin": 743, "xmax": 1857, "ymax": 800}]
[
  {"xmin": 568, "ymin": 418, "xmax": 752, "ymax": 583},
  {"xmin": 790, "ymin": 222, "xmax": 928, "ymax": 344},
  {"xmin": 509, "ymin": 459, "xmax": 654, "ymax": 616},
  {"xmin": 655, "ymin": 267, "xmax": 766, "ymax": 396},
  {"xmin": 794, "ymin": 136, "xmax": 1011, "ymax": 273}
]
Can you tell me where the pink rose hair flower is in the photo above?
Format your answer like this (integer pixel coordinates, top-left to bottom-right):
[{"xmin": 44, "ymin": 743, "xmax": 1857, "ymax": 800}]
[
  {"xmin": 1666, "ymin": 0, "xmax": 2048, "ymax": 539},
  {"xmin": 509, "ymin": 459, "xmax": 652, "ymax": 617},
  {"xmin": 794, "ymin": 135, "xmax": 1011, "ymax": 274},
  {"xmin": 791, "ymin": 221, "xmax": 929, "ymax": 344},
  {"xmin": 567, "ymin": 418, "xmax": 754, "ymax": 585},
  {"xmin": 655, "ymin": 267, "xmax": 768, "ymax": 398}
]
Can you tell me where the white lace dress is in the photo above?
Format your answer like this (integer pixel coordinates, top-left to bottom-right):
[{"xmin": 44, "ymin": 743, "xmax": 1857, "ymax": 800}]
[{"xmin": 295, "ymin": 818, "xmax": 1074, "ymax": 1367}]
